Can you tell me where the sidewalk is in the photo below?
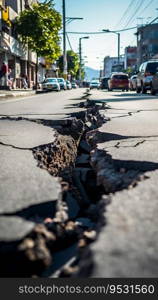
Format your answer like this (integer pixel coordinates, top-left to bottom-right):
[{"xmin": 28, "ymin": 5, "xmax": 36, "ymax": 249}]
[{"xmin": 0, "ymin": 88, "xmax": 38, "ymax": 100}]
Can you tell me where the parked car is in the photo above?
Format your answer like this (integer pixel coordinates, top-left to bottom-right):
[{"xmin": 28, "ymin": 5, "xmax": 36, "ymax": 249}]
[
  {"xmin": 42, "ymin": 78, "xmax": 60, "ymax": 91},
  {"xmin": 89, "ymin": 80, "xmax": 100, "ymax": 89},
  {"xmin": 108, "ymin": 73, "xmax": 129, "ymax": 91},
  {"xmin": 136, "ymin": 60, "xmax": 158, "ymax": 94},
  {"xmin": 57, "ymin": 78, "xmax": 67, "ymax": 90},
  {"xmin": 83, "ymin": 81, "xmax": 90, "ymax": 88},
  {"xmin": 71, "ymin": 82, "xmax": 78, "ymax": 88},
  {"xmin": 100, "ymin": 77, "xmax": 109, "ymax": 89},
  {"xmin": 66, "ymin": 80, "xmax": 72, "ymax": 90},
  {"xmin": 129, "ymin": 75, "xmax": 137, "ymax": 91},
  {"xmin": 151, "ymin": 71, "xmax": 158, "ymax": 95}
]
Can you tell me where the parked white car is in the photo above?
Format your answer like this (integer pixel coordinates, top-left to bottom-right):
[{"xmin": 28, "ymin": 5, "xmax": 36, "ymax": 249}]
[
  {"xmin": 89, "ymin": 80, "xmax": 100, "ymax": 89},
  {"xmin": 129, "ymin": 75, "xmax": 137, "ymax": 91},
  {"xmin": 66, "ymin": 80, "xmax": 72, "ymax": 89},
  {"xmin": 71, "ymin": 82, "xmax": 78, "ymax": 88},
  {"xmin": 57, "ymin": 78, "xmax": 67, "ymax": 90},
  {"xmin": 42, "ymin": 78, "xmax": 60, "ymax": 91}
]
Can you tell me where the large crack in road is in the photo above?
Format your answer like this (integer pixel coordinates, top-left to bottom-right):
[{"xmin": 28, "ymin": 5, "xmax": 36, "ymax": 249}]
[
  {"xmin": 0, "ymin": 95, "xmax": 108, "ymax": 277},
  {"xmin": 1, "ymin": 92, "xmax": 158, "ymax": 277}
]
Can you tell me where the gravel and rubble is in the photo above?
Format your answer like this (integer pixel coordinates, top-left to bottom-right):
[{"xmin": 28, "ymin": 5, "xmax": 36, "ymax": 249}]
[
  {"xmin": 1, "ymin": 90, "xmax": 157, "ymax": 278},
  {"xmin": 71, "ymin": 95, "xmax": 158, "ymax": 278},
  {"xmin": 0, "ymin": 97, "xmax": 110, "ymax": 277}
]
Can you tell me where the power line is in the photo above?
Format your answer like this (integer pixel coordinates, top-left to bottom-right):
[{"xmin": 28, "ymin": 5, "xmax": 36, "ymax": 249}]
[
  {"xmin": 116, "ymin": 26, "xmax": 138, "ymax": 32},
  {"xmin": 64, "ymin": 31, "xmax": 105, "ymax": 34},
  {"xmin": 123, "ymin": 7, "xmax": 157, "ymax": 46},
  {"xmin": 119, "ymin": 0, "xmax": 155, "ymax": 29},
  {"xmin": 150, "ymin": 16, "xmax": 158, "ymax": 23},
  {"xmin": 64, "ymin": 26, "xmax": 138, "ymax": 35},
  {"xmin": 66, "ymin": 33, "xmax": 73, "ymax": 51},
  {"xmin": 123, "ymin": 0, "xmax": 147, "ymax": 28},
  {"xmin": 139, "ymin": 0, "xmax": 155, "ymax": 15},
  {"xmin": 128, "ymin": 14, "xmax": 158, "ymax": 44},
  {"xmin": 114, "ymin": 0, "xmax": 137, "ymax": 29}
]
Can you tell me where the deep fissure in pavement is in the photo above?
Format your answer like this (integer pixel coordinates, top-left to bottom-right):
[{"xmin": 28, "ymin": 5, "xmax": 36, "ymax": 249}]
[
  {"xmin": 0, "ymin": 100, "xmax": 107, "ymax": 277},
  {"xmin": 1, "ymin": 99, "xmax": 158, "ymax": 277}
]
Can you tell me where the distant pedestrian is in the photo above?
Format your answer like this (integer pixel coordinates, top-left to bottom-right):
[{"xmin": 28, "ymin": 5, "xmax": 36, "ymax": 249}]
[
  {"xmin": 0, "ymin": 62, "xmax": 8, "ymax": 78},
  {"xmin": 21, "ymin": 74, "xmax": 28, "ymax": 89},
  {"xmin": 8, "ymin": 68, "xmax": 11, "ymax": 80},
  {"xmin": 7, "ymin": 68, "xmax": 13, "ymax": 89}
]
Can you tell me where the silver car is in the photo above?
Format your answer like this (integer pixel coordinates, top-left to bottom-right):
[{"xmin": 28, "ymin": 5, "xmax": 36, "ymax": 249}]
[
  {"xmin": 66, "ymin": 80, "xmax": 72, "ymax": 89},
  {"xmin": 136, "ymin": 60, "xmax": 158, "ymax": 93},
  {"xmin": 42, "ymin": 78, "xmax": 60, "ymax": 91},
  {"xmin": 89, "ymin": 80, "xmax": 100, "ymax": 89},
  {"xmin": 129, "ymin": 75, "xmax": 137, "ymax": 91},
  {"xmin": 71, "ymin": 82, "xmax": 78, "ymax": 88},
  {"xmin": 57, "ymin": 78, "xmax": 67, "ymax": 90}
]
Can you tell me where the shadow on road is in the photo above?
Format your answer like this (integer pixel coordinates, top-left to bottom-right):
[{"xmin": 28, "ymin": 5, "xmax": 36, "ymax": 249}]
[
  {"xmin": 91, "ymin": 90, "xmax": 158, "ymax": 103},
  {"xmin": 92, "ymin": 96, "xmax": 156, "ymax": 103},
  {"xmin": 89, "ymin": 130, "xmax": 158, "ymax": 143},
  {"xmin": 89, "ymin": 130, "xmax": 158, "ymax": 169},
  {"xmin": 0, "ymin": 201, "xmax": 57, "ymax": 222}
]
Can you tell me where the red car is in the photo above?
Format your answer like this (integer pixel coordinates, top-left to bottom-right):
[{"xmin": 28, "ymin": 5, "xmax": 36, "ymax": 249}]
[{"xmin": 108, "ymin": 73, "xmax": 129, "ymax": 91}]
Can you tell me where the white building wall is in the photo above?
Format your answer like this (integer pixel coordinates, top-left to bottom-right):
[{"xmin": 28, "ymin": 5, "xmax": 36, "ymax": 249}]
[
  {"xmin": 5, "ymin": 0, "xmax": 36, "ymax": 13},
  {"xmin": 103, "ymin": 56, "xmax": 124, "ymax": 78}
]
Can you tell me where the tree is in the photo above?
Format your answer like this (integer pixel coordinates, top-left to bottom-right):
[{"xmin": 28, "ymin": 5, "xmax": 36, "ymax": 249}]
[
  {"xmin": 15, "ymin": 0, "xmax": 62, "ymax": 86},
  {"xmin": 58, "ymin": 50, "xmax": 80, "ymax": 79}
]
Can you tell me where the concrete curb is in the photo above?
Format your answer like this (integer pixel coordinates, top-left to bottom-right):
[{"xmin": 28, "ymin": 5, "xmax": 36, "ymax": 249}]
[{"xmin": 0, "ymin": 91, "xmax": 36, "ymax": 99}]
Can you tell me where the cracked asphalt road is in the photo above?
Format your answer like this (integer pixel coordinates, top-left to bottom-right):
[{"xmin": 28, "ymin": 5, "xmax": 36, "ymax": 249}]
[
  {"xmin": 1, "ymin": 88, "xmax": 158, "ymax": 277},
  {"xmin": 87, "ymin": 90, "xmax": 158, "ymax": 277},
  {"xmin": 90, "ymin": 90, "xmax": 158, "ymax": 163},
  {"xmin": 0, "ymin": 89, "xmax": 86, "ymax": 245}
]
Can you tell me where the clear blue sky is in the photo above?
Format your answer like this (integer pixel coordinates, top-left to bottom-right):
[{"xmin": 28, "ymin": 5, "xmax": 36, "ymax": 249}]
[{"xmin": 49, "ymin": 0, "xmax": 158, "ymax": 69}]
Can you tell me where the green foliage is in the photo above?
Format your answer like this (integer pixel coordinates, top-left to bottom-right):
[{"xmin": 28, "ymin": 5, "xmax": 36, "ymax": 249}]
[
  {"xmin": 123, "ymin": 67, "xmax": 136, "ymax": 77},
  {"xmin": 58, "ymin": 50, "xmax": 80, "ymax": 78},
  {"xmin": 76, "ymin": 66, "xmax": 85, "ymax": 80},
  {"xmin": 15, "ymin": 0, "xmax": 62, "ymax": 61}
]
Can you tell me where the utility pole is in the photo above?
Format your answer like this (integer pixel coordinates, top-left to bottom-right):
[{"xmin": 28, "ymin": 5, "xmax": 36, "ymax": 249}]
[
  {"xmin": 102, "ymin": 29, "xmax": 120, "ymax": 65},
  {"xmin": 117, "ymin": 32, "xmax": 120, "ymax": 64},
  {"xmin": 62, "ymin": 0, "xmax": 67, "ymax": 79},
  {"xmin": 79, "ymin": 38, "xmax": 82, "ymax": 82},
  {"xmin": 79, "ymin": 36, "xmax": 89, "ymax": 85}
]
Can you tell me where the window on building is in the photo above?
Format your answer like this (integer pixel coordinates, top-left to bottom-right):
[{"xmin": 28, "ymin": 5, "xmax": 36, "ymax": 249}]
[
  {"xmin": 0, "ymin": 0, "xmax": 5, "ymax": 7},
  {"xmin": 152, "ymin": 44, "xmax": 158, "ymax": 54},
  {"xmin": 11, "ymin": 24, "xmax": 18, "ymax": 39},
  {"xmin": 150, "ymin": 30, "xmax": 158, "ymax": 39}
]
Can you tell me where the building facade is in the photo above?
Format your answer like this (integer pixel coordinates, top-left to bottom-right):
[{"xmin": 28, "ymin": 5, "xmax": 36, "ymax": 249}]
[
  {"xmin": 0, "ymin": 0, "xmax": 46, "ymax": 89},
  {"xmin": 136, "ymin": 23, "xmax": 158, "ymax": 66},
  {"xmin": 124, "ymin": 46, "xmax": 137, "ymax": 71},
  {"xmin": 103, "ymin": 56, "xmax": 125, "ymax": 78}
]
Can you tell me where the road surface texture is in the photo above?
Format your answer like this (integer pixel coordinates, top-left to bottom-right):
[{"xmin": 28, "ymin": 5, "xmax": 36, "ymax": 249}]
[
  {"xmin": 0, "ymin": 88, "xmax": 86, "ymax": 120},
  {"xmin": 0, "ymin": 88, "xmax": 92, "ymax": 277},
  {"xmin": 1, "ymin": 88, "xmax": 158, "ymax": 277},
  {"xmin": 82, "ymin": 89, "xmax": 158, "ymax": 277}
]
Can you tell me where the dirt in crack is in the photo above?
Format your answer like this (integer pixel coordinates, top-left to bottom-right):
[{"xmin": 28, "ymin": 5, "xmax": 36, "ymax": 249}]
[
  {"xmin": 30, "ymin": 101, "xmax": 108, "ymax": 278},
  {"xmin": 0, "ymin": 99, "xmax": 108, "ymax": 278},
  {"xmin": 0, "ymin": 99, "xmax": 154, "ymax": 278}
]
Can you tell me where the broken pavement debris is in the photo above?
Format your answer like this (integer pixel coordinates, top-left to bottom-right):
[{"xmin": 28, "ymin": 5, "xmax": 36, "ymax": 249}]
[
  {"xmin": 0, "ymin": 94, "xmax": 154, "ymax": 278},
  {"xmin": 0, "ymin": 98, "xmax": 109, "ymax": 277}
]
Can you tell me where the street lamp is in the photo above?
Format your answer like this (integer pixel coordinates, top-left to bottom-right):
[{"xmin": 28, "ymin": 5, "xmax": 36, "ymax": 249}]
[
  {"xmin": 62, "ymin": 0, "xmax": 67, "ymax": 79},
  {"xmin": 62, "ymin": 1, "xmax": 83, "ymax": 79},
  {"xmin": 79, "ymin": 36, "xmax": 89, "ymax": 83},
  {"xmin": 66, "ymin": 17, "xmax": 83, "ymax": 25},
  {"xmin": 137, "ymin": 17, "xmax": 144, "ymax": 27},
  {"xmin": 102, "ymin": 29, "xmax": 120, "ymax": 64}
]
